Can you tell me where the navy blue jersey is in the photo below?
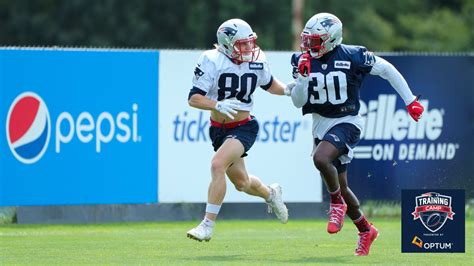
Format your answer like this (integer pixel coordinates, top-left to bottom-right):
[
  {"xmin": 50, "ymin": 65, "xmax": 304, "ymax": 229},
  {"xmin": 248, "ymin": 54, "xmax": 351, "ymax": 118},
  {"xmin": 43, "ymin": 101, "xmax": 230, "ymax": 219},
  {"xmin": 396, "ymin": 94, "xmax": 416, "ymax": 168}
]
[{"xmin": 291, "ymin": 44, "xmax": 376, "ymax": 117}]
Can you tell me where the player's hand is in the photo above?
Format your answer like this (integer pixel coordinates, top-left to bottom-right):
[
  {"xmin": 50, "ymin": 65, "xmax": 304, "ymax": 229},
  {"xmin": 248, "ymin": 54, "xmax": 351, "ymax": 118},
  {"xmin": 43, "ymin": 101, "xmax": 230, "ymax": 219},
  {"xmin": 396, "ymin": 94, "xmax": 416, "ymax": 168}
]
[
  {"xmin": 215, "ymin": 99, "xmax": 240, "ymax": 120},
  {"xmin": 406, "ymin": 96, "xmax": 424, "ymax": 122},
  {"xmin": 284, "ymin": 82, "xmax": 296, "ymax": 96},
  {"xmin": 298, "ymin": 52, "xmax": 311, "ymax": 77}
]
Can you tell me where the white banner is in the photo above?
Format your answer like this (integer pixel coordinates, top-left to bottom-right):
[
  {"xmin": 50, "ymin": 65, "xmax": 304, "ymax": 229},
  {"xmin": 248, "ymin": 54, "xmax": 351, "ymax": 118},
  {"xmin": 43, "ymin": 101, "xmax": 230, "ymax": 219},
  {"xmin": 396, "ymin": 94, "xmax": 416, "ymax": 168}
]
[{"xmin": 158, "ymin": 50, "xmax": 322, "ymax": 203}]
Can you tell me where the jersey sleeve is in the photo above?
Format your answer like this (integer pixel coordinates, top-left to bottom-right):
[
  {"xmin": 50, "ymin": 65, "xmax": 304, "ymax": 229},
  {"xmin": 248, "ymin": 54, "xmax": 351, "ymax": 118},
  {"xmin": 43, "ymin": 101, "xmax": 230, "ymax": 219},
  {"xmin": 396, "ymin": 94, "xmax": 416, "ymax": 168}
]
[
  {"xmin": 351, "ymin": 46, "xmax": 376, "ymax": 74},
  {"xmin": 370, "ymin": 56, "xmax": 416, "ymax": 105},
  {"xmin": 190, "ymin": 52, "xmax": 215, "ymax": 95},
  {"xmin": 257, "ymin": 51, "xmax": 274, "ymax": 90}
]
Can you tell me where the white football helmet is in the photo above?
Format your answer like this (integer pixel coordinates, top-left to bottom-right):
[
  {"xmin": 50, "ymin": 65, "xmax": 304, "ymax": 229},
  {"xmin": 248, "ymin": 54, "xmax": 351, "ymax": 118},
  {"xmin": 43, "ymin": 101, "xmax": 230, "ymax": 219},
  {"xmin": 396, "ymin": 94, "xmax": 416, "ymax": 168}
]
[
  {"xmin": 216, "ymin": 18, "xmax": 260, "ymax": 62},
  {"xmin": 301, "ymin": 13, "xmax": 343, "ymax": 58}
]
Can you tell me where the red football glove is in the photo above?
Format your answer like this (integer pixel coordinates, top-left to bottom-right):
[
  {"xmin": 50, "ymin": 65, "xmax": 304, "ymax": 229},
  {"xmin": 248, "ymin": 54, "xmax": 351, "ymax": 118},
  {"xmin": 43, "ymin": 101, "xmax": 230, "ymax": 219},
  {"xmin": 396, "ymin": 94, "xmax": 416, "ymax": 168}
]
[
  {"xmin": 298, "ymin": 52, "xmax": 311, "ymax": 77},
  {"xmin": 406, "ymin": 96, "xmax": 424, "ymax": 122}
]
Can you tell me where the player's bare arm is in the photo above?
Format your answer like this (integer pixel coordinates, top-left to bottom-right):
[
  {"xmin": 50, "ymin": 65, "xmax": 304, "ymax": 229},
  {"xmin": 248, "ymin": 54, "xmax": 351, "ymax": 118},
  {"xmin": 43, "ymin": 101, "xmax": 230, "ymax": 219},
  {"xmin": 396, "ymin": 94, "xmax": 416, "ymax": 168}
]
[
  {"xmin": 189, "ymin": 93, "xmax": 248, "ymax": 122},
  {"xmin": 188, "ymin": 93, "xmax": 217, "ymax": 110},
  {"xmin": 266, "ymin": 77, "xmax": 294, "ymax": 96}
]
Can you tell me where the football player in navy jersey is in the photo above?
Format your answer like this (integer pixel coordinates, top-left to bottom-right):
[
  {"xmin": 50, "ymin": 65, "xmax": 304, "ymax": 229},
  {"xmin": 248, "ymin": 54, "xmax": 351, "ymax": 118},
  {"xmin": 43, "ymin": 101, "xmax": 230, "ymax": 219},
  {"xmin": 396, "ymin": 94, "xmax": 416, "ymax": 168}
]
[
  {"xmin": 186, "ymin": 18, "xmax": 292, "ymax": 242},
  {"xmin": 290, "ymin": 13, "xmax": 424, "ymax": 256}
]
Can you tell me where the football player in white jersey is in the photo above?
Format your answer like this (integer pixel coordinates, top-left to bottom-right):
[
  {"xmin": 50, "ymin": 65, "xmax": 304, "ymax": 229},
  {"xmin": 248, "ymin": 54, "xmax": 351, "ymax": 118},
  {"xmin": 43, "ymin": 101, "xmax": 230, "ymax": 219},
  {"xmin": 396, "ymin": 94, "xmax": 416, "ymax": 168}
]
[
  {"xmin": 186, "ymin": 18, "xmax": 293, "ymax": 242},
  {"xmin": 290, "ymin": 13, "xmax": 424, "ymax": 255}
]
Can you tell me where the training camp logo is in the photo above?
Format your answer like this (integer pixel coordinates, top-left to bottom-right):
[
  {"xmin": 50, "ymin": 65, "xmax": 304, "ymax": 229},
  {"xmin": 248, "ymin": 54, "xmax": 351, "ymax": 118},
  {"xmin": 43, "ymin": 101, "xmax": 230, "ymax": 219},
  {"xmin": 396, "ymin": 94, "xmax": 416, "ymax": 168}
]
[
  {"xmin": 401, "ymin": 189, "xmax": 466, "ymax": 253},
  {"xmin": 412, "ymin": 192, "xmax": 455, "ymax": 233},
  {"xmin": 6, "ymin": 92, "xmax": 51, "ymax": 164},
  {"xmin": 401, "ymin": 189, "xmax": 464, "ymax": 253}
]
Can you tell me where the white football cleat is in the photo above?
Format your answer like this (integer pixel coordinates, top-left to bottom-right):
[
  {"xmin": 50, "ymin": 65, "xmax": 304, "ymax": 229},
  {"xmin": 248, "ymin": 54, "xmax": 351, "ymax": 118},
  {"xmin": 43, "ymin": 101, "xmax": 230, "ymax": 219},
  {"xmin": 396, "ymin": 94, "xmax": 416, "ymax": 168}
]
[
  {"xmin": 187, "ymin": 223, "xmax": 213, "ymax": 242},
  {"xmin": 267, "ymin": 183, "xmax": 289, "ymax": 224}
]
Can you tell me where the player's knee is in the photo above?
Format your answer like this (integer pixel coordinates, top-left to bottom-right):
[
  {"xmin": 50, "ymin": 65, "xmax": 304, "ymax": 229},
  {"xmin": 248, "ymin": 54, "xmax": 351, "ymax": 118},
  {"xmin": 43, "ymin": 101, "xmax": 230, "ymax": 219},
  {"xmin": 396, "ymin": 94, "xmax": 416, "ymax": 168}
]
[
  {"xmin": 210, "ymin": 158, "xmax": 227, "ymax": 175},
  {"xmin": 233, "ymin": 178, "xmax": 250, "ymax": 192},
  {"xmin": 313, "ymin": 153, "xmax": 331, "ymax": 170}
]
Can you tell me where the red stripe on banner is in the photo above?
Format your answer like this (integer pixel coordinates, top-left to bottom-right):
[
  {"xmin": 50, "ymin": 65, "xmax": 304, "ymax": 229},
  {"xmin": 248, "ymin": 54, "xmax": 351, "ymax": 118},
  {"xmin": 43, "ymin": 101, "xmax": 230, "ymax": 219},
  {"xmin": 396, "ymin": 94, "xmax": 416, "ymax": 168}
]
[
  {"xmin": 416, "ymin": 205, "xmax": 451, "ymax": 213},
  {"xmin": 415, "ymin": 205, "xmax": 454, "ymax": 218}
]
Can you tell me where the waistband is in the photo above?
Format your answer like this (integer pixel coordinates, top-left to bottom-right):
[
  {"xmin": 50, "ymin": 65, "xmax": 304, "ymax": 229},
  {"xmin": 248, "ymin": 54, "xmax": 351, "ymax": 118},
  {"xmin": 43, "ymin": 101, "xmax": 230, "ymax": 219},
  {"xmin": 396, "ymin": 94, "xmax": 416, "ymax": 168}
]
[{"xmin": 210, "ymin": 116, "xmax": 252, "ymax": 129}]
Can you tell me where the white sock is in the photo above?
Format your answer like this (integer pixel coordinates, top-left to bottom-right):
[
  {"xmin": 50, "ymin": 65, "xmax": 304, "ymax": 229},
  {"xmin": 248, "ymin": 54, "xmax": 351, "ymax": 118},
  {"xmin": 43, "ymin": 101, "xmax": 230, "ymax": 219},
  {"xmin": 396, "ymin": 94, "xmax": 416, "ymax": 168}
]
[
  {"xmin": 202, "ymin": 217, "xmax": 215, "ymax": 228},
  {"xmin": 266, "ymin": 186, "xmax": 275, "ymax": 203},
  {"xmin": 205, "ymin": 203, "xmax": 221, "ymax": 215}
]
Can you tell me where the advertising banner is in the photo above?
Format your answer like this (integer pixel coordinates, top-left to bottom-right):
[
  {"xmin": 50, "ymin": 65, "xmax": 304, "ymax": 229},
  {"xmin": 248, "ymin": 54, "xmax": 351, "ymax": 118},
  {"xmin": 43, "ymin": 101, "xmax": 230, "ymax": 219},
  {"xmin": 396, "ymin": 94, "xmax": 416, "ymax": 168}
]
[
  {"xmin": 2, "ymin": 48, "xmax": 471, "ymax": 205},
  {"xmin": 0, "ymin": 49, "xmax": 159, "ymax": 206},
  {"xmin": 351, "ymin": 55, "xmax": 474, "ymax": 200},
  {"xmin": 158, "ymin": 50, "xmax": 322, "ymax": 203}
]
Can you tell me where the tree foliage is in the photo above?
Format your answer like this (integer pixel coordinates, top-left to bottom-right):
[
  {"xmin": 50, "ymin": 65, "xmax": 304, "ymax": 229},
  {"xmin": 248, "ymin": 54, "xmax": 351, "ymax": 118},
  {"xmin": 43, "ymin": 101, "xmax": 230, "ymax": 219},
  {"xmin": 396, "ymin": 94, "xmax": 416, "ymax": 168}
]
[{"xmin": 0, "ymin": 0, "xmax": 472, "ymax": 52}]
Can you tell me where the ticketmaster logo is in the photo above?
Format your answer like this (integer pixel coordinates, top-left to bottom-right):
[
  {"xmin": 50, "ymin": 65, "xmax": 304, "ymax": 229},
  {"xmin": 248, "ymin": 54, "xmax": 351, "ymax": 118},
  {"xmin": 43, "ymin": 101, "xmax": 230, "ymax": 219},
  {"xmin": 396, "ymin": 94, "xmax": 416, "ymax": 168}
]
[{"xmin": 172, "ymin": 111, "xmax": 303, "ymax": 143}]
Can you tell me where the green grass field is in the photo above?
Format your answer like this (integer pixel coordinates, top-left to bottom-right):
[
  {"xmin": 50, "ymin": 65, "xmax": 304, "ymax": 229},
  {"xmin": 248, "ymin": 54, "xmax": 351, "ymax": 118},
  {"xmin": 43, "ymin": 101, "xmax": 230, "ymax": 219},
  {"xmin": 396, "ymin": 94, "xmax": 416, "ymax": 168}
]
[{"xmin": 0, "ymin": 219, "xmax": 472, "ymax": 265}]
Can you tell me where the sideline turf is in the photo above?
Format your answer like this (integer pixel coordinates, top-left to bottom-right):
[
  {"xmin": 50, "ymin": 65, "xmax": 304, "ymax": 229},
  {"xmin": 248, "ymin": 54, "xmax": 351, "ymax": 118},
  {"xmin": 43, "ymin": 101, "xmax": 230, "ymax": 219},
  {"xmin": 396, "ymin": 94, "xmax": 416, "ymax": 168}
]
[{"xmin": 1, "ymin": 219, "xmax": 472, "ymax": 265}]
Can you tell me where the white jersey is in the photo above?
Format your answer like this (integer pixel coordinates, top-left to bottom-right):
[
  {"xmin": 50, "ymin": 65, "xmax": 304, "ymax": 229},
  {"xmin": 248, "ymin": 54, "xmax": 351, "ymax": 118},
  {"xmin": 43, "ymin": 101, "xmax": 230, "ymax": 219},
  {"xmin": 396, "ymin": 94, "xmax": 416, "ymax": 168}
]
[{"xmin": 191, "ymin": 49, "xmax": 273, "ymax": 111}]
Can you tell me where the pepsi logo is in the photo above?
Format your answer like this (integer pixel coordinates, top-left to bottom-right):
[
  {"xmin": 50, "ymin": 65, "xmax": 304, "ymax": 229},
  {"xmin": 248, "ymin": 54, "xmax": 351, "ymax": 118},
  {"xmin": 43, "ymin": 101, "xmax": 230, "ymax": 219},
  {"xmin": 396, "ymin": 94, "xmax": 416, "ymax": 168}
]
[{"xmin": 6, "ymin": 92, "xmax": 51, "ymax": 164}]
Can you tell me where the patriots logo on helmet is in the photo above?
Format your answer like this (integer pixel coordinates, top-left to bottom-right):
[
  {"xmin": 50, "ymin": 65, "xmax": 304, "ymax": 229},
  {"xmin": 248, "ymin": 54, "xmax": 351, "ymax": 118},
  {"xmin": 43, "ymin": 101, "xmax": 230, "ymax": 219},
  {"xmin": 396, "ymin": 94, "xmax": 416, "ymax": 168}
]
[
  {"xmin": 219, "ymin": 27, "xmax": 238, "ymax": 38},
  {"xmin": 320, "ymin": 18, "xmax": 339, "ymax": 31},
  {"xmin": 412, "ymin": 192, "xmax": 455, "ymax": 233}
]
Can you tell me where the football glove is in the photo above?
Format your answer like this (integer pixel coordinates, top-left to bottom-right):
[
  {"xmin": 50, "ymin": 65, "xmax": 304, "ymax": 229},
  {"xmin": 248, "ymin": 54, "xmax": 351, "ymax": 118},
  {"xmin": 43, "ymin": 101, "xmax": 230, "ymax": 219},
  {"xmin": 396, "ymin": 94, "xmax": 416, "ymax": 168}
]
[
  {"xmin": 215, "ymin": 99, "xmax": 240, "ymax": 120},
  {"xmin": 406, "ymin": 95, "xmax": 424, "ymax": 122},
  {"xmin": 298, "ymin": 52, "xmax": 311, "ymax": 77}
]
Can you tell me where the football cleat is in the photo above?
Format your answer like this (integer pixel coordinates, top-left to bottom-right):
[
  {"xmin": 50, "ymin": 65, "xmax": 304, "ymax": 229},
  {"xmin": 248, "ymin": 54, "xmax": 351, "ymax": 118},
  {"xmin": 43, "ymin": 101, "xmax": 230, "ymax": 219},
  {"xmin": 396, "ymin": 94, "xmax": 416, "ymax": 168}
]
[
  {"xmin": 266, "ymin": 183, "xmax": 289, "ymax": 224},
  {"xmin": 186, "ymin": 223, "xmax": 213, "ymax": 242},
  {"xmin": 327, "ymin": 203, "xmax": 347, "ymax": 234},
  {"xmin": 355, "ymin": 224, "xmax": 379, "ymax": 256}
]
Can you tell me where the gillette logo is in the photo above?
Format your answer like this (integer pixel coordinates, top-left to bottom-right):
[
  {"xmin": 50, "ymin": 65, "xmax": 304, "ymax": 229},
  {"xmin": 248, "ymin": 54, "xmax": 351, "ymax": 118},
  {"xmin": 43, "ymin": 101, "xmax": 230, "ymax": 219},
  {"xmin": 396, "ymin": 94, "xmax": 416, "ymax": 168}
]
[
  {"xmin": 353, "ymin": 94, "xmax": 459, "ymax": 161},
  {"xmin": 6, "ymin": 92, "xmax": 140, "ymax": 164},
  {"xmin": 334, "ymin": 60, "xmax": 351, "ymax": 69}
]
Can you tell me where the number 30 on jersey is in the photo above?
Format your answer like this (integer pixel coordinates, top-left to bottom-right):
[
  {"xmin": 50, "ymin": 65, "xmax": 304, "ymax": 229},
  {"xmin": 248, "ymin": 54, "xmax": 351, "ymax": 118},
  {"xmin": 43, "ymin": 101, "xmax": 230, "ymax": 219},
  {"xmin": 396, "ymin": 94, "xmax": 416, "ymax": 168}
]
[{"xmin": 308, "ymin": 71, "xmax": 348, "ymax": 105}]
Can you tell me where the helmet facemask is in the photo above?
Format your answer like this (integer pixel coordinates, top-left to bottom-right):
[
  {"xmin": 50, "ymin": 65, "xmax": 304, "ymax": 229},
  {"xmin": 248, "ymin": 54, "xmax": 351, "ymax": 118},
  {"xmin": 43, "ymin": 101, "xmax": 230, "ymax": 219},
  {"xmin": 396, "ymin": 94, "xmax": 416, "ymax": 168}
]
[
  {"xmin": 231, "ymin": 36, "xmax": 260, "ymax": 62},
  {"xmin": 300, "ymin": 33, "xmax": 331, "ymax": 58},
  {"xmin": 300, "ymin": 13, "xmax": 343, "ymax": 58}
]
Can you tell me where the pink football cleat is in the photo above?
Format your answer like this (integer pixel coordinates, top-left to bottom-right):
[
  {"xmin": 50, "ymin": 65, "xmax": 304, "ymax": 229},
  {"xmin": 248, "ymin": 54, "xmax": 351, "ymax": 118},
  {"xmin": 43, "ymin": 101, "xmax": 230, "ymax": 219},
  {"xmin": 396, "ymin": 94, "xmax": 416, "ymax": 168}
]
[
  {"xmin": 327, "ymin": 203, "xmax": 347, "ymax": 234},
  {"xmin": 354, "ymin": 224, "xmax": 379, "ymax": 256}
]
